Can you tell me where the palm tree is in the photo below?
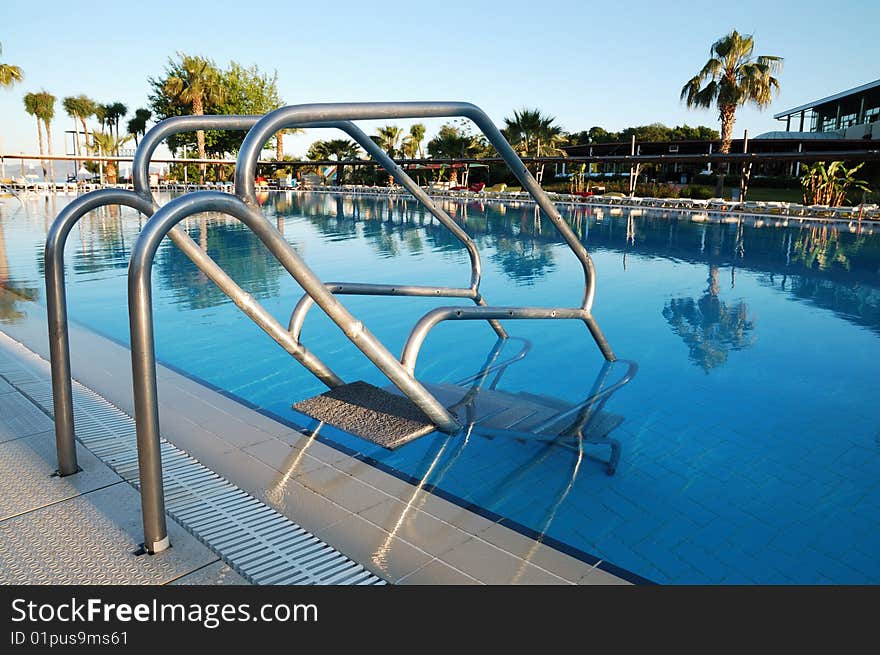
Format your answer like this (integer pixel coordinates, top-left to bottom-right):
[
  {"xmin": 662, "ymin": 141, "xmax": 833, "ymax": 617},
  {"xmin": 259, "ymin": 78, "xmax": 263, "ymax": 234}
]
[
  {"xmin": 0, "ymin": 43, "xmax": 23, "ymax": 88},
  {"xmin": 402, "ymin": 123, "xmax": 426, "ymax": 159},
  {"xmin": 374, "ymin": 125, "xmax": 403, "ymax": 157},
  {"xmin": 23, "ymin": 91, "xmax": 55, "ymax": 181},
  {"xmin": 90, "ymin": 131, "xmax": 132, "ymax": 184},
  {"xmin": 92, "ymin": 104, "xmax": 108, "ymax": 132},
  {"xmin": 126, "ymin": 108, "xmax": 152, "ymax": 146},
  {"xmin": 307, "ymin": 138, "xmax": 362, "ymax": 184},
  {"xmin": 681, "ymin": 30, "xmax": 782, "ymax": 156},
  {"xmin": 426, "ymin": 124, "xmax": 483, "ymax": 186},
  {"xmin": 274, "ymin": 128, "xmax": 302, "ymax": 162},
  {"xmin": 37, "ymin": 92, "xmax": 57, "ymax": 182},
  {"xmin": 104, "ymin": 102, "xmax": 128, "ymax": 142},
  {"xmin": 163, "ymin": 54, "xmax": 225, "ymax": 182},
  {"xmin": 63, "ymin": 95, "xmax": 95, "ymax": 165},
  {"xmin": 502, "ymin": 109, "xmax": 565, "ymax": 178},
  {"xmin": 23, "ymin": 93, "xmax": 46, "ymax": 179}
]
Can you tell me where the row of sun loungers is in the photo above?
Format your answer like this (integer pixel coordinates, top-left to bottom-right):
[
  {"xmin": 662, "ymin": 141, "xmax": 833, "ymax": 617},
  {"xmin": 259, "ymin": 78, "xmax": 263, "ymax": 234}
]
[
  {"xmin": 4, "ymin": 180, "xmax": 876, "ymax": 222},
  {"xmin": 316, "ymin": 185, "xmax": 879, "ymax": 222}
]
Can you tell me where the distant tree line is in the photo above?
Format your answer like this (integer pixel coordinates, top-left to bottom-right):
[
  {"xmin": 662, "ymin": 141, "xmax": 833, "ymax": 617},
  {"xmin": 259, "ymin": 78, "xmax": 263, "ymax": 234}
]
[{"xmin": 569, "ymin": 123, "xmax": 719, "ymax": 145}]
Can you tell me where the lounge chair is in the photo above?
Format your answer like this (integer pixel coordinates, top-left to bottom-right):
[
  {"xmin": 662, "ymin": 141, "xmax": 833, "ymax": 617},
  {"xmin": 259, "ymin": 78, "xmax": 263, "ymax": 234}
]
[{"xmin": 482, "ymin": 183, "xmax": 507, "ymax": 198}]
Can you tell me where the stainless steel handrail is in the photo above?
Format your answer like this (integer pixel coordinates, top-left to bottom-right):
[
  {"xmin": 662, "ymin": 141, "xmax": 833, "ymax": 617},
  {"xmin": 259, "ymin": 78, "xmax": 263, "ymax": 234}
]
[
  {"xmin": 235, "ymin": 103, "xmax": 611, "ymax": 330},
  {"xmin": 281, "ymin": 120, "xmax": 506, "ymax": 340},
  {"xmin": 127, "ymin": 191, "xmax": 463, "ymax": 551},
  {"xmin": 44, "ymin": 115, "xmax": 343, "ymax": 481},
  {"xmin": 125, "ymin": 102, "xmax": 617, "ymax": 553},
  {"xmin": 399, "ymin": 305, "xmax": 610, "ymax": 374}
]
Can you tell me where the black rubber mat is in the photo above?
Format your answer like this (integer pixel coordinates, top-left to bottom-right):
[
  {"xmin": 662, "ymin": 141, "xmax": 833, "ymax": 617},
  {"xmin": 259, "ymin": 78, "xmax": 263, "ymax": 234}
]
[{"xmin": 292, "ymin": 381, "xmax": 437, "ymax": 449}]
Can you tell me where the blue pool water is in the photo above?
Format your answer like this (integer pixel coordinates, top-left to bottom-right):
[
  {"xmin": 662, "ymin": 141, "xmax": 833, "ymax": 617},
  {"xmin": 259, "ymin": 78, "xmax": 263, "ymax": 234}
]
[{"xmin": 2, "ymin": 192, "xmax": 879, "ymax": 583}]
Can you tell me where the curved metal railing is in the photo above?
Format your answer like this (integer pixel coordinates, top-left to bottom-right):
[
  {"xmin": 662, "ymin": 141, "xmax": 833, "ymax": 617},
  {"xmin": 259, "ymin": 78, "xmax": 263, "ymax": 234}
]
[
  {"xmin": 43, "ymin": 116, "xmax": 348, "ymax": 481},
  {"xmin": 127, "ymin": 191, "xmax": 463, "ymax": 550},
  {"xmin": 121, "ymin": 101, "xmax": 617, "ymax": 553}
]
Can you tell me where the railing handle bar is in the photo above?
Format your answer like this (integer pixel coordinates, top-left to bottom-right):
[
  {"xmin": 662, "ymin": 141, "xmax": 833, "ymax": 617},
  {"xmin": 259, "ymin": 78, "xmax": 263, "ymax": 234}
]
[
  {"xmin": 129, "ymin": 192, "xmax": 463, "ymax": 551},
  {"xmin": 46, "ymin": 117, "xmax": 344, "ymax": 477},
  {"xmin": 233, "ymin": 102, "xmax": 613, "ymax": 359},
  {"xmin": 266, "ymin": 119, "xmax": 506, "ymax": 340},
  {"xmin": 400, "ymin": 305, "xmax": 606, "ymax": 374},
  {"xmin": 287, "ymin": 283, "xmax": 488, "ymax": 342}
]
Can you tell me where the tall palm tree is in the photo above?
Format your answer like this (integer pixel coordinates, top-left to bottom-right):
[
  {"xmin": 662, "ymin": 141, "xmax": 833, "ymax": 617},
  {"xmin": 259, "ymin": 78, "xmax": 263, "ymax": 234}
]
[
  {"xmin": 23, "ymin": 93, "xmax": 46, "ymax": 179},
  {"xmin": 37, "ymin": 92, "xmax": 57, "ymax": 182},
  {"xmin": 63, "ymin": 95, "xmax": 94, "ymax": 164},
  {"xmin": 502, "ymin": 108, "xmax": 565, "ymax": 177},
  {"xmin": 104, "ymin": 102, "xmax": 128, "ymax": 142},
  {"xmin": 681, "ymin": 30, "xmax": 782, "ymax": 154},
  {"xmin": 402, "ymin": 123, "xmax": 426, "ymax": 159},
  {"xmin": 92, "ymin": 104, "xmax": 108, "ymax": 132},
  {"xmin": 274, "ymin": 128, "xmax": 302, "ymax": 162},
  {"xmin": 307, "ymin": 138, "xmax": 361, "ymax": 184},
  {"xmin": 126, "ymin": 108, "xmax": 152, "ymax": 146},
  {"xmin": 90, "ymin": 131, "xmax": 132, "ymax": 184},
  {"xmin": 0, "ymin": 43, "xmax": 23, "ymax": 88},
  {"xmin": 163, "ymin": 54, "xmax": 225, "ymax": 181},
  {"xmin": 374, "ymin": 125, "xmax": 403, "ymax": 157},
  {"xmin": 23, "ymin": 91, "xmax": 54, "ymax": 180}
]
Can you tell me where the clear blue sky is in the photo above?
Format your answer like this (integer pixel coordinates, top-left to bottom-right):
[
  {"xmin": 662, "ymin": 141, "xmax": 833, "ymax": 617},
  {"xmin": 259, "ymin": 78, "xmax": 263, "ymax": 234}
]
[{"xmin": 1, "ymin": 0, "xmax": 878, "ymax": 159}]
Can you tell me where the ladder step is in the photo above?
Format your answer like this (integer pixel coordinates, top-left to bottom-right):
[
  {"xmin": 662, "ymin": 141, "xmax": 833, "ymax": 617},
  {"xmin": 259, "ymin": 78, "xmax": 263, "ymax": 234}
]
[{"xmin": 293, "ymin": 381, "xmax": 437, "ymax": 449}]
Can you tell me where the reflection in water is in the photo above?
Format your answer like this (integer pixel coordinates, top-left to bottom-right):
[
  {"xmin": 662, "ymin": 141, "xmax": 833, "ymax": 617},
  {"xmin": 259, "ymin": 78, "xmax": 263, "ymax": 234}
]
[
  {"xmin": 0, "ymin": 217, "xmax": 38, "ymax": 323},
  {"xmin": 663, "ymin": 266, "xmax": 756, "ymax": 372},
  {"xmin": 155, "ymin": 217, "xmax": 285, "ymax": 310}
]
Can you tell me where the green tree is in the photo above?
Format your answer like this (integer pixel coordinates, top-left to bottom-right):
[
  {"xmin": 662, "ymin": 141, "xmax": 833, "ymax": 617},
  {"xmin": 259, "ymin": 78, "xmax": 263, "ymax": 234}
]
[
  {"xmin": 502, "ymin": 108, "xmax": 565, "ymax": 178},
  {"xmin": 402, "ymin": 123, "xmax": 426, "ymax": 158},
  {"xmin": 307, "ymin": 138, "xmax": 361, "ymax": 161},
  {"xmin": 214, "ymin": 61, "xmax": 286, "ymax": 156},
  {"xmin": 662, "ymin": 266, "xmax": 755, "ymax": 372},
  {"xmin": 0, "ymin": 43, "xmax": 23, "ymax": 88},
  {"xmin": 126, "ymin": 108, "xmax": 152, "ymax": 146},
  {"xmin": 427, "ymin": 123, "xmax": 485, "ymax": 185},
  {"xmin": 681, "ymin": 30, "xmax": 782, "ymax": 154},
  {"xmin": 63, "ymin": 95, "xmax": 95, "ymax": 164},
  {"xmin": 89, "ymin": 131, "xmax": 132, "ymax": 184},
  {"xmin": 800, "ymin": 161, "xmax": 870, "ymax": 207},
  {"xmin": 670, "ymin": 124, "xmax": 720, "ymax": 140},
  {"xmin": 23, "ymin": 91, "xmax": 55, "ymax": 180},
  {"xmin": 502, "ymin": 108, "xmax": 564, "ymax": 157},
  {"xmin": 307, "ymin": 138, "xmax": 361, "ymax": 184},
  {"xmin": 373, "ymin": 125, "xmax": 403, "ymax": 157},
  {"xmin": 159, "ymin": 54, "xmax": 225, "ymax": 181},
  {"xmin": 92, "ymin": 103, "xmax": 108, "ymax": 132},
  {"xmin": 148, "ymin": 58, "xmax": 283, "ymax": 158},
  {"xmin": 104, "ymin": 102, "xmax": 127, "ymax": 143}
]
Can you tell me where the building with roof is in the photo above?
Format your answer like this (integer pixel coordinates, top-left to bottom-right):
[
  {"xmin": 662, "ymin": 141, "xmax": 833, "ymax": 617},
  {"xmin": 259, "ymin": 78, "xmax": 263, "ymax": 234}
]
[{"xmin": 771, "ymin": 79, "xmax": 880, "ymax": 140}]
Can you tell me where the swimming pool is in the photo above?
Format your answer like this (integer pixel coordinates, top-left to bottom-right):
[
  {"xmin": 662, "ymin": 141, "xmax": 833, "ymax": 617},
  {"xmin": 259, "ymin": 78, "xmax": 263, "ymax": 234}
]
[{"xmin": 2, "ymin": 192, "xmax": 879, "ymax": 583}]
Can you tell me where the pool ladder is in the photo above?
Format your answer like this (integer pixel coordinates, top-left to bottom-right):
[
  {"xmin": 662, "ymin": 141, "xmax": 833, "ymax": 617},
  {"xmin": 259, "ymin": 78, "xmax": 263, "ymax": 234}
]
[{"xmin": 46, "ymin": 102, "xmax": 615, "ymax": 554}]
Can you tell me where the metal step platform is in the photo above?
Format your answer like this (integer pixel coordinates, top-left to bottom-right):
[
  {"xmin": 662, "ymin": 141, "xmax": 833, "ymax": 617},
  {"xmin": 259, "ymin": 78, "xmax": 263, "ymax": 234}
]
[
  {"xmin": 291, "ymin": 356, "xmax": 633, "ymax": 478},
  {"xmin": 292, "ymin": 381, "xmax": 435, "ymax": 449}
]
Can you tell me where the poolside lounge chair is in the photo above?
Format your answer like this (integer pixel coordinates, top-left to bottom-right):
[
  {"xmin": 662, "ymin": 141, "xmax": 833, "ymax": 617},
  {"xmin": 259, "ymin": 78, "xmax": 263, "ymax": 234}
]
[{"xmin": 482, "ymin": 183, "xmax": 507, "ymax": 198}]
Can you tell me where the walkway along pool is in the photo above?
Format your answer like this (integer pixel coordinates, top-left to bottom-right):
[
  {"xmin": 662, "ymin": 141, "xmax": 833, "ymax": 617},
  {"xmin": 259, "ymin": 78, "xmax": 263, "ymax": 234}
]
[{"xmin": 1, "ymin": 191, "xmax": 879, "ymax": 583}]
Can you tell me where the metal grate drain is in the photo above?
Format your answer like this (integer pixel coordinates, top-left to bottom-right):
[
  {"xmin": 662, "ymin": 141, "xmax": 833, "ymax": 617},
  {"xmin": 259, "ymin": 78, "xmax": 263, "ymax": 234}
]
[{"xmin": 7, "ymin": 369, "xmax": 385, "ymax": 585}]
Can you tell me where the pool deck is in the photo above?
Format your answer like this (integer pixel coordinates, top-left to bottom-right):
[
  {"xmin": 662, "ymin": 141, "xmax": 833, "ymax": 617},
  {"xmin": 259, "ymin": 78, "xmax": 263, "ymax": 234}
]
[{"xmin": 0, "ymin": 293, "xmax": 626, "ymax": 585}]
